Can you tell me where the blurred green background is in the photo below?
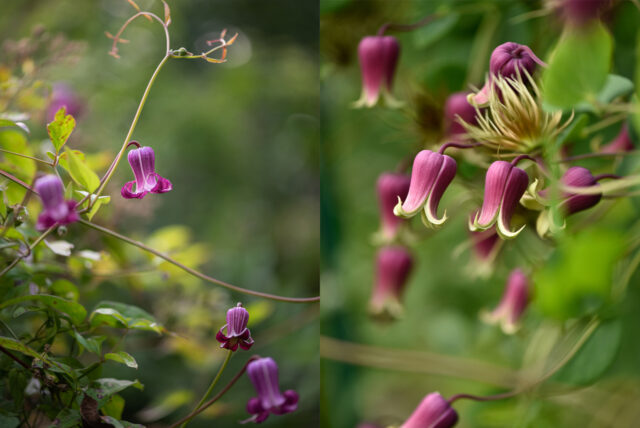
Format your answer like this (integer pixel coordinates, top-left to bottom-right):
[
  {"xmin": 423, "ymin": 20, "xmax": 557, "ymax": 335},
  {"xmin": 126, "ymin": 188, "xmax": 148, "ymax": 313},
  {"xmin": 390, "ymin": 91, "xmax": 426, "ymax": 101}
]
[
  {"xmin": 320, "ymin": 1, "xmax": 640, "ymax": 427},
  {"xmin": 1, "ymin": 0, "xmax": 319, "ymax": 426}
]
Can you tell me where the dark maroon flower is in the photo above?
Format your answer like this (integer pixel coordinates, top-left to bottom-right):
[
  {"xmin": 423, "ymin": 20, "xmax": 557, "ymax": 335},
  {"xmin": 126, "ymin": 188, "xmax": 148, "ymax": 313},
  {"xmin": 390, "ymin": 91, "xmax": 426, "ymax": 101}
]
[
  {"xmin": 121, "ymin": 145, "xmax": 172, "ymax": 199},
  {"xmin": 444, "ymin": 91, "xmax": 478, "ymax": 137},
  {"xmin": 377, "ymin": 172, "xmax": 410, "ymax": 240},
  {"xmin": 470, "ymin": 161, "xmax": 529, "ymax": 239},
  {"xmin": 401, "ymin": 393, "xmax": 458, "ymax": 428},
  {"xmin": 369, "ymin": 246, "xmax": 413, "ymax": 318},
  {"xmin": 34, "ymin": 175, "xmax": 78, "ymax": 230},
  {"xmin": 245, "ymin": 357, "xmax": 298, "ymax": 424},
  {"xmin": 353, "ymin": 36, "xmax": 401, "ymax": 108},
  {"xmin": 215, "ymin": 303, "xmax": 254, "ymax": 351}
]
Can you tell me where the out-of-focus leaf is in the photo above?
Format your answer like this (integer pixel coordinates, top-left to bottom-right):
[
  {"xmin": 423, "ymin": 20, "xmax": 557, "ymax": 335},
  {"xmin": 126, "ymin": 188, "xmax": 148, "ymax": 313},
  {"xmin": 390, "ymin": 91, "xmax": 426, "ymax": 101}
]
[
  {"xmin": 90, "ymin": 301, "xmax": 165, "ymax": 334},
  {"xmin": 8, "ymin": 368, "xmax": 28, "ymax": 410},
  {"xmin": 137, "ymin": 389, "xmax": 194, "ymax": 422},
  {"xmin": 47, "ymin": 106, "xmax": 75, "ymax": 153},
  {"xmin": 50, "ymin": 279, "xmax": 79, "ymax": 301},
  {"xmin": 0, "ymin": 294, "xmax": 86, "ymax": 325},
  {"xmin": 73, "ymin": 330, "xmax": 105, "ymax": 355},
  {"xmin": 0, "ymin": 118, "xmax": 29, "ymax": 133},
  {"xmin": 105, "ymin": 351, "xmax": 138, "ymax": 369},
  {"xmin": 0, "ymin": 415, "xmax": 19, "ymax": 428},
  {"xmin": 101, "ymin": 394, "xmax": 125, "ymax": 419},
  {"xmin": 413, "ymin": 13, "xmax": 459, "ymax": 49},
  {"xmin": 542, "ymin": 22, "xmax": 612, "ymax": 109},
  {"xmin": 100, "ymin": 416, "xmax": 144, "ymax": 428},
  {"xmin": 596, "ymin": 74, "xmax": 634, "ymax": 104},
  {"xmin": 51, "ymin": 409, "xmax": 81, "ymax": 427},
  {"xmin": 85, "ymin": 378, "xmax": 143, "ymax": 408},
  {"xmin": 245, "ymin": 300, "xmax": 274, "ymax": 326},
  {"xmin": 62, "ymin": 148, "xmax": 99, "ymax": 192},
  {"xmin": 552, "ymin": 320, "xmax": 621, "ymax": 385},
  {"xmin": 0, "ymin": 336, "xmax": 41, "ymax": 359}
]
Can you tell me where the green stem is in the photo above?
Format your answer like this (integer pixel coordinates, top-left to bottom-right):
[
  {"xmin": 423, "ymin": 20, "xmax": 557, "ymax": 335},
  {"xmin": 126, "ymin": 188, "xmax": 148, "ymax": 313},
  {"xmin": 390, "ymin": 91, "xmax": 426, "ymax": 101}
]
[
  {"xmin": 0, "ymin": 226, "xmax": 55, "ymax": 277},
  {"xmin": 82, "ymin": 53, "xmax": 171, "ymax": 210},
  {"xmin": 78, "ymin": 219, "xmax": 320, "ymax": 303},
  {"xmin": 0, "ymin": 148, "xmax": 53, "ymax": 166},
  {"xmin": 181, "ymin": 350, "xmax": 233, "ymax": 428}
]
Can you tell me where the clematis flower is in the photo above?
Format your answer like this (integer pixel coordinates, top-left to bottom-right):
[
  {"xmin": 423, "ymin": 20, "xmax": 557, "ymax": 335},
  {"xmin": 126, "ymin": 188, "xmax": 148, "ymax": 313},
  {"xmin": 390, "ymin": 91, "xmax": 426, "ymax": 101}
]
[
  {"xmin": 401, "ymin": 392, "xmax": 459, "ymax": 428},
  {"xmin": 47, "ymin": 83, "xmax": 84, "ymax": 122},
  {"xmin": 481, "ymin": 268, "xmax": 530, "ymax": 334},
  {"xmin": 394, "ymin": 150, "xmax": 457, "ymax": 228},
  {"xmin": 470, "ymin": 161, "xmax": 529, "ymax": 239},
  {"xmin": 467, "ymin": 228, "xmax": 502, "ymax": 278},
  {"xmin": 121, "ymin": 145, "xmax": 172, "ymax": 199},
  {"xmin": 376, "ymin": 172, "xmax": 410, "ymax": 241},
  {"xmin": 444, "ymin": 91, "xmax": 478, "ymax": 138},
  {"xmin": 600, "ymin": 123, "xmax": 634, "ymax": 154},
  {"xmin": 558, "ymin": 166, "xmax": 603, "ymax": 215},
  {"xmin": 215, "ymin": 303, "xmax": 254, "ymax": 351},
  {"xmin": 470, "ymin": 42, "xmax": 545, "ymax": 106},
  {"xmin": 245, "ymin": 357, "xmax": 298, "ymax": 424},
  {"xmin": 369, "ymin": 246, "xmax": 413, "ymax": 319},
  {"xmin": 353, "ymin": 36, "xmax": 402, "ymax": 108},
  {"xmin": 34, "ymin": 175, "xmax": 78, "ymax": 230}
]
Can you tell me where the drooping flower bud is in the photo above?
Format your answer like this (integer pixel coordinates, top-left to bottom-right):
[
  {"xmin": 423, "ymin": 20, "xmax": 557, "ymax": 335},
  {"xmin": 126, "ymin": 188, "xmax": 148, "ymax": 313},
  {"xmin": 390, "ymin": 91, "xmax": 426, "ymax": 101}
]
[
  {"xmin": 600, "ymin": 123, "xmax": 634, "ymax": 154},
  {"xmin": 245, "ymin": 357, "xmax": 298, "ymax": 424},
  {"xmin": 394, "ymin": 150, "xmax": 457, "ymax": 228},
  {"xmin": 369, "ymin": 246, "xmax": 413, "ymax": 319},
  {"xmin": 377, "ymin": 172, "xmax": 410, "ymax": 241},
  {"xmin": 481, "ymin": 268, "xmax": 530, "ymax": 334},
  {"xmin": 353, "ymin": 36, "xmax": 401, "ymax": 108},
  {"xmin": 34, "ymin": 175, "xmax": 78, "ymax": 230},
  {"xmin": 47, "ymin": 83, "xmax": 84, "ymax": 122},
  {"xmin": 215, "ymin": 303, "xmax": 254, "ymax": 351},
  {"xmin": 468, "ymin": 228, "xmax": 502, "ymax": 278},
  {"xmin": 470, "ymin": 42, "xmax": 545, "ymax": 106},
  {"xmin": 444, "ymin": 91, "xmax": 478, "ymax": 138},
  {"xmin": 470, "ymin": 161, "xmax": 529, "ymax": 239},
  {"xmin": 400, "ymin": 393, "xmax": 458, "ymax": 428},
  {"xmin": 560, "ymin": 166, "xmax": 602, "ymax": 215},
  {"xmin": 121, "ymin": 145, "xmax": 172, "ymax": 199}
]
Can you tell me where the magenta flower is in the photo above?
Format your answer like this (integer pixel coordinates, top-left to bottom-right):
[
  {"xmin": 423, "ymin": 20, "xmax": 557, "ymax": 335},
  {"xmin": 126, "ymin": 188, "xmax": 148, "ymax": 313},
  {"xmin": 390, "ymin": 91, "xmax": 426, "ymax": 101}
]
[
  {"xmin": 353, "ymin": 36, "xmax": 401, "ymax": 108},
  {"xmin": 47, "ymin": 83, "xmax": 84, "ymax": 122},
  {"xmin": 401, "ymin": 393, "xmax": 458, "ymax": 428},
  {"xmin": 559, "ymin": 167, "xmax": 603, "ymax": 215},
  {"xmin": 215, "ymin": 303, "xmax": 254, "ymax": 351},
  {"xmin": 471, "ymin": 42, "xmax": 545, "ymax": 105},
  {"xmin": 559, "ymin": 0, "xmax": 611, "ymax": 26},
  {"xmin": 470, "ymin": 161, "xmax": 529, "ymax": 239},
  {"xmin": 245, "ymin": 357, "xmax": 298, "ymax": 424},
  {"xmin": 444, "ymin": 91, "xmax": 478, "ymax": 137},
  {"xmin": 369, "ymin": 246, "xmax": 413, "ymax": 318},
  {"xmin": 121, "ymin": 145, "xmax": 172, "ymax": 199},
  {"xmin": 34, "ymin": 175, "xmax": 78, "ymax": 231},
  {"xmin": 377, "ymin": 172, "xmax": 410, "ymax": 241},
  {"xmin": 482, "ymin": 268, "xmax": 530, "ymax": 334},
  {"xmin": 394, "ymin": 150, "xmax": 457, "ymax": 228},
  {"xmin": 601, "ymin": 123, "xmax": 634, "ymax": 154},
  {"xmin": 468, "ymin": 228, "xmax": 502, "ymax": 278}
]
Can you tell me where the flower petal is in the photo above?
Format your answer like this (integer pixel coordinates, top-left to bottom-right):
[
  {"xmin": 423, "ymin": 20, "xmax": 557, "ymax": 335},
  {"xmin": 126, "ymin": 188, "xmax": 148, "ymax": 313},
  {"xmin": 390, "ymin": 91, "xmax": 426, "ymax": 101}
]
[
  {"xmin": 423, "ymin": 155, "xmax": 457, "ymax": 228},
  {"xmin": 149, "ymin": 173, "xmax": 172, "ymax": 194},
  {"xmin": 496, "ymin": 167, "xmax": 528, "ymax": 239},
  {"xmin": 121, "ymin": 180, "xmax": 147, "ymax": 199},
  {"xmin": 474, "ymin": 161, "xmax": 512, "ymax": 228},
  {"xmin": 395, "ymin": 150, "xmax": 443, "ymax": 218}
]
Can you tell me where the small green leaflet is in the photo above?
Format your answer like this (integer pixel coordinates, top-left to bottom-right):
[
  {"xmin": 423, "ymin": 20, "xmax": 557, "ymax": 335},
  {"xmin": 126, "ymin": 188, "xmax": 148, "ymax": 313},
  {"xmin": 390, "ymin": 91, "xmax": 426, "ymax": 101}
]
[{"xmin": 47, "ymin": 107, "xmax": 75, "ymax": 153}]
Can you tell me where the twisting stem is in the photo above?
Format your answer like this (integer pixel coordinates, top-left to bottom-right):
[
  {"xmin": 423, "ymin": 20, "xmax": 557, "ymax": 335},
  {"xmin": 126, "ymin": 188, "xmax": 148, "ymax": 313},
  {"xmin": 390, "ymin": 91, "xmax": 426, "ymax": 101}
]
[
  {"xmin": 377, "ymin": 13, "xmax": 439, "ymax": 36},
  {"xmin": 438, "ymin": 141, "xmax": 483, "ymax": 154},
  {"xmin": 170, "ymin": 355, "xmax": 260, "ymax": 428},
  {"xmin": 81, "ymin": 53, "xmax": 171, "ymax": 211},
  {"xmin": 510, "ymin": 154, "xmax": 536, "ymax": 166},
  {"xmin": 78, "ymin": 219, "xmax": 320, "ymax": 303},
  {"xmin": 181, "ymin": 350, "xmax": 233, "ymax": 428}
]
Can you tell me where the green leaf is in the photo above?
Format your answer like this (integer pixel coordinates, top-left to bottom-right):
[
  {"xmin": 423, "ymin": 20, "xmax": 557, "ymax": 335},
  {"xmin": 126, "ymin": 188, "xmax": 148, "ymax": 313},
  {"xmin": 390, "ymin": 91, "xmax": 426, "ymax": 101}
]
[
  {"xmin": 100, "ymin": 416, "xmax": 145, "ymax": 428},
  {"xmin": 413, "ymin": 13, "xmax": 459, "ymax": 49},
  {"xmin": 90, "ymin": 301, "xmax": 165, "ymax": 334},
  {"xmin": 8, "ymin": 368, "xmax": 28, "ymax": 410},
  {"xmin": 552, "ymin": 320, "xmax": 621, "ymax": 385},
  {"xmin": 63, "ymin": 149, "xmax": 100, "ymax": 193},
  {"xmin": 0, "ymin": 415, "xmax": 19, "ymax": 428},
  {"xmin": 542, "ymin": 22, "xmax": 613, "ymax": 109},
  {"xmin": 85, "ymin": 378, "xmax": 143, "ymax": 408},
  {"xmin": 0, "ymin": 118, "xmax": 29, "ymax": 133},
  {"xmin": 47, "ymin": 106, "xmax": 75, "ymax": 153},
  {"xmin": 50, "ymin": 279, "xmax": 79, "ymax": 301},
  {"xmin": 101, "ymin": 394, "xmax": 125, "ymax": 420},
  {"xmin": 596, "ymin": 74, "xmax": 634, "ymax": 104},
  {"xmin": 105, "ymin": 351, "xmax": 138, "ymax": 369},
  {"xmin": 75, "ymin": 190, "xmax": 110, "ymax": 220},
  {"xmin": 73, "ymin": 330, "xmax": 105, "ymax": 355},
  {"xmin": 51, "ymin": 409, "xmax": 82, "ymax": 428},
  {"xmin": 0, "ymin": 336, "xmax": 41, "ymax": 360},
  {"xmin": 0, "ymin": 294, "xmax": 86, "ymax": 325}
]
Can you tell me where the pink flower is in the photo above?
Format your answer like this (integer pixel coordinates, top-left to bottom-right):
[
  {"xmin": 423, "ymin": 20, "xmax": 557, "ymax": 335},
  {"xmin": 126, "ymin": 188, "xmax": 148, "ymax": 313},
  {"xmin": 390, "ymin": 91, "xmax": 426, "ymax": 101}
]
[
  {"xmin": 215, "ymin": 303, "xmax": 254, "ymax": 351},
  {"xmin": 401, "ymin": 393, "xmax": 458, "ymax": 428},
  {"xmin": 353, "ymin": 36, "xmax": 401, "ymax": 108},
  {"xmin": 482, "ymin": 268, "xmax": 530, "ymax": 334},
  {"xmin": 34, "ymin": 175, "xmax": 78, "ymax": 230},
  {"xmin": 377, "ymin": 172, "xmax": 410, "ymax": 240},
  {"xmin": 245, "ymin": 357, "xmax": 298, "ymax": 424},
  {"xmin": 369, "ymin": 246, "xmax": 413, "ymax": 318},
  {"xmin": 600, "ymin": 124, "xmax": 634, "ymax": 154},
  {"xmin": 121, "ymin": 145, "xmax": 172, "ymax": 199},
  {"xmin": 470, "ymin": 161, "xmax": 529, "ymax": 239},
  {"xmin": 394, "ymin": 150, "xmax": 457, "ymax": 228},
  {"xmin": 444, "ymin": 91, "xmax": 478, "ymax": 137}
]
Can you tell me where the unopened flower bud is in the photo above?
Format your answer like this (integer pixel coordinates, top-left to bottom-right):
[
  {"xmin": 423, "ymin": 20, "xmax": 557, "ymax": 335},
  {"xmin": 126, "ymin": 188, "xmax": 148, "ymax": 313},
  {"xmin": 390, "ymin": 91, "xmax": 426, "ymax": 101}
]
[
  {"xmin": 377, "ymin": 172, "xmax": 410, "ymax": 241},
  {"xmin": 369, "ymin": 246, "xmax": 413, "ymax": 319},
  {"xmin": 482, "ymin": 268, "xmax": 530, "ymax": 334},
  {"xmin": 401, "ymin": 392, "xmax": 458, "ymax": 428},
  {"xmin": 353, "ymin": 36, "xmax": 401, "ymax": 108},
  {"xmin": 444, "ymin": 91, "xmax": 478, "ymax": 138},
  {"xmin": 600, "ymin": 123, "xmax": 634, "ymax": 154}
]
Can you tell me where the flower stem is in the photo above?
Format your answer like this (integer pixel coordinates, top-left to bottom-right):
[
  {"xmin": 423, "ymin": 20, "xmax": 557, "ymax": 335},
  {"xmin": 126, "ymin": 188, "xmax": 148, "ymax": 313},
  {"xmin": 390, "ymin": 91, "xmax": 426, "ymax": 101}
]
[
  {"xmin": 78, "ymin": 219, "xmax": 320, "ymax": 303},
  {"xmin": 438, "ymin": 141, "xmax": 483, "ymax": 154},
  {"xmin": 180, "ymin": 350, "xmax": 233, "ymax": 428},
  {"xmin": 0, "ymin": 148, "xmax": 53, "ymax": 166},
  {"xmin": 377, "ymin": 13, "xmax": 439, "ymax": 36},
  {"xmin": 82, "ymin": 53, "xmax": 171, "ymax": 210},
  {"xmin": 170, "ymin": 355, "xmax": 260, "ymax": 428}
]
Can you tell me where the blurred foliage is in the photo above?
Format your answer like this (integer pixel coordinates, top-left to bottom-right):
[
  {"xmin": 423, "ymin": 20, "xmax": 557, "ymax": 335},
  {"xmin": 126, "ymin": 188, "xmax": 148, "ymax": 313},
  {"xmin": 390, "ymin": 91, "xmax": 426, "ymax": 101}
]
[
  {"xmin": 0, "ymin": 0, "xmax": 319, "ymax": 427},
  {"xmin": 321, "ymin": 0, "xmax": 640, "ymax": 427}
]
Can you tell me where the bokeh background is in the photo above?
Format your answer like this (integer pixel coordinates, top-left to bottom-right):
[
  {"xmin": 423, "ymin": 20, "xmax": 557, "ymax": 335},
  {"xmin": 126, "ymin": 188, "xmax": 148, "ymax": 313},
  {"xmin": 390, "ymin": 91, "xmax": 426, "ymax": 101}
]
[
  {"xmin": 320, "ymin": 0, "xmax": 640, "ymax": 427},
  {"xmin": 1, "ymin": 0, "xmax": 319, "ymax": 426}
]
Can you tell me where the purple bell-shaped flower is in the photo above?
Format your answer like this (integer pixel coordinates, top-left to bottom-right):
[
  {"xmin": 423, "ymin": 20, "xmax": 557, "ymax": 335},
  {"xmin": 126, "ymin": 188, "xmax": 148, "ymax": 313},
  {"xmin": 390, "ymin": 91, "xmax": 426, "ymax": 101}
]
[
  {"xmin": 34, "ymin": 175, "xmax": 78, "ymax": 230},
  {"xmin": 244, "ymin": 357, "xmax": 298, "ymax": 424},
  {"xmin": 121, "ymin": 145, "xmax": 172, "ymax": 199},
  {"xmin": 215, "ymin": 303, "xmax": 254, "ymax": 352}
]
